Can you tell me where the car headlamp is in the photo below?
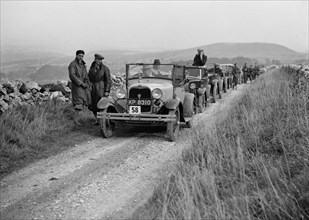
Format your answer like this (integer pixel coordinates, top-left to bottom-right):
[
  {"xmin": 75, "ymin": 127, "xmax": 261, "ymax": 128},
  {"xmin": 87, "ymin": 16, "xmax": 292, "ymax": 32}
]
[
  {"xmin": 115, "ymin": 88, "xmax": 126, "ymax": 99},
  {"xmin": 152, "ymin": 88, "xmax": 163, "ymax": 99},
  {"xmin": 190, "ymin": 83, "xmax": 196, "ymax": 89}
]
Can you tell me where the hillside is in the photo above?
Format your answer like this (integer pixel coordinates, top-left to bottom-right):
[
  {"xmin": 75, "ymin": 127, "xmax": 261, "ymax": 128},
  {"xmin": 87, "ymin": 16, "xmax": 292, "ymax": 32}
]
[
  {"xmin": 29, "ymin": 65, "xmax": 68, "ymax": 84},
  {"xmin": 1, "ymin": 42, "xmax": 307, "ymax": 83},
  {"xmin": 0, "ymin": 45, "xmax": 65, "ymax": 65},
  {"xmin": 88, "ymin": 42, "xmax": 305, "ymax": 64}
]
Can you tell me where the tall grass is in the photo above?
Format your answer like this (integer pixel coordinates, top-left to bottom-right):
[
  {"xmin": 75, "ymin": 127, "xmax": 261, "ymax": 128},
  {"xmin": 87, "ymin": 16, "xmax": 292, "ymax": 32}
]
[
  {"xmin": 0, "ymin": 100, "xmax": 76, "ymax": 175},
  {"xmin": 132, "ymin": 70, "xmax": 309, "ymax": 220}
]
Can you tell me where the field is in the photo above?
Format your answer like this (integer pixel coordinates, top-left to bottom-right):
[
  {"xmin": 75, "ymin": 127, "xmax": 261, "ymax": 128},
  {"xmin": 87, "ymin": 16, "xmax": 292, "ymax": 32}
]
[
  {"xmin": 131, "ymin": 69, "xmax": 309, "ymax": 219},
  {"xmin": 0, "ymin": 67, "xmax": 308, "ymax": 219},
  {"xmin": 0, "ymin": 101, "xmax": 97, "ymax": 178}
]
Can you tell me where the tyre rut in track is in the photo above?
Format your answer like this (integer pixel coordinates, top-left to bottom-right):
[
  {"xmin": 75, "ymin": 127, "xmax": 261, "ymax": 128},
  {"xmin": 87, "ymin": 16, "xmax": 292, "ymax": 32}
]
[{"xmin": 0, "ymin": 83, "xmax": 250, "ymax": 219}]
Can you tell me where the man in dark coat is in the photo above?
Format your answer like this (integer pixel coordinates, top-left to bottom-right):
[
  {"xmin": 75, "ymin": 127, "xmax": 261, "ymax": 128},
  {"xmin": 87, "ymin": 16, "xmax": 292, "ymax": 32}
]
[
  {"xmin": 232, "ymin": 63, "xmax": 240, "ymax": 88},
  {"xmin": 253, "ymin": 63, "xmax": 260, "ymax": 79},
  {"xmin": 68, "ymin": 50, "xmax": 91, "ymax": 125},
  {"xmin": 193, "ymin": 49, "xmax": 207, "ymax": 66},
  {"xmin": 242, "ymin": 63, "xmax": 249, "ymax": 83},
  {"xmin": 88, "ymin": 54, "xmax": 112, "ymax": 125},
  {"xmin": 248, "ymin": 64, "xmax": 254, "ymax": 82}
]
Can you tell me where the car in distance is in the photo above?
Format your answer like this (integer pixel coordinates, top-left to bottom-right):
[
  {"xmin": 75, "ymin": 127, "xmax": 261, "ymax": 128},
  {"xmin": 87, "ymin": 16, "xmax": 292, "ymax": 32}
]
[
  {"xmin": 219, "ymin": 64, "xmax": 235, "ymax": 92},
  {"xmin": 96, "ymin": 63, "xmax": 196, "ymax": 141},
  {"xmin": 206, "ymin": 64, "xmax": 223, "ymax": 103}
]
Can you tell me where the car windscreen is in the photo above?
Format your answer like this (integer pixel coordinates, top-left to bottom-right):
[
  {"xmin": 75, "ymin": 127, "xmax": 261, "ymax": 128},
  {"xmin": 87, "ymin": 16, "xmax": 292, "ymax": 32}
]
[
  {"xmin": 128, "ymin": 64, "xmax": 173, "ymax": 79},
  {"xmin": 185, "ymin": 68, "xmax": 200, "ymax": 77}
]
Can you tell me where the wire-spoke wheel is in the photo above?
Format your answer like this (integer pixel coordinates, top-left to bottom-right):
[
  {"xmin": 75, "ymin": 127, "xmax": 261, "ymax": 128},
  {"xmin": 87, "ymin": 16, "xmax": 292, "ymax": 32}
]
[
  {"xmin": 99, "ymin": 108, "xmax": 115, "ymax": 138},
  {"xmin": 166, "ymin": 107, "xmax": 180, "ymax": 142}
]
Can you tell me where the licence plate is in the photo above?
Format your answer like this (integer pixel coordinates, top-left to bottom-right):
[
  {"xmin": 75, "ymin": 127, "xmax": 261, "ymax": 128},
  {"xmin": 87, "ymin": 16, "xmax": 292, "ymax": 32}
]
[
  {"xmin": 129, "ymin": 106, "xmax": 141, "ymax": 114},
  {"xmin": 128, "ymin": 99, "xmax": 151, "ymax": 106}
]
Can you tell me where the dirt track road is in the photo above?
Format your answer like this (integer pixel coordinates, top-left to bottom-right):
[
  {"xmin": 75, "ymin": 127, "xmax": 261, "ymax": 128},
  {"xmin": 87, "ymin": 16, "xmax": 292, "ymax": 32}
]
[{"xmin": 0, "ymin": 83, "xmax": 249, "ymax": 219}]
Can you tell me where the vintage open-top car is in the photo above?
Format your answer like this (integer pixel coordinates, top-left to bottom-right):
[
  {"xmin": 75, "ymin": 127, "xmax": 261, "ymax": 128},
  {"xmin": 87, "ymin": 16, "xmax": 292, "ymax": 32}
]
[
  {"xmin": 183, "ymin": 66, "xmax": 209, "ymax": 112},
  {"xmin": 206, "ymin": 64, "xmax": 223, "ymax": 103},
  {"xmin": 219, "ymin": 64, "xmax": 234, "ymax": 92},
  {"xmin": 96, "ymin": 63, "xmax": 196, "ymax": 141}
]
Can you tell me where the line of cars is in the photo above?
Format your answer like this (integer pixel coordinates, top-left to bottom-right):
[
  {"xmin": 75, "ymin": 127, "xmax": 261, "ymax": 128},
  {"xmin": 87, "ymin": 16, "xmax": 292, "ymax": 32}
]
[{"xmin": 97, "ymin": 63, "xmax": 243, "ymax": 141}]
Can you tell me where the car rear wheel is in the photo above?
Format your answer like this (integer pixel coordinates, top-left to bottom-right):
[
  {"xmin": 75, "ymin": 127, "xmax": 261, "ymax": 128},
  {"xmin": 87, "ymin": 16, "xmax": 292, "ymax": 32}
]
[
  {"xmin": 99, "ymin": 108, "xmax": 115, "ymax": 138},
  {"xmin": 224, "ymin": 78, "xmax": 227, "ymax": 93},
  {"xmin": 166, "ymin": 107, "xmax": 180, "ymax": 142},
  {"xmin": 186, "ymin": 119, "xmax": 193, "ymax": 128},
  {"xmin": 212, "ymin": 84, "xmax": 217, "ymax": 103}
]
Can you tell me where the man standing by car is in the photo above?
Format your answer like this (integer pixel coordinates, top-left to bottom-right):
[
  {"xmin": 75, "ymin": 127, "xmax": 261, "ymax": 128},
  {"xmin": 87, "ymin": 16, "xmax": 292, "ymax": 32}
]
[
  {"xmin": 193, "ymin": 49, "xmax": 207, "ymax": 66},
  {"xmin": 242, "ymin": 63, "xmax": 249, "ymax": 83},
  {"xmin": 68, "ymin": 50, "xmax": 91, "ymax": 125},
  {"xmin": 253, "ymin": 63, "xmax": 260, "ymax": 79},
  {"xmin": 248, "ymin": 64, "xmax": 254, "ymax": 82},
  {"xmin": 88, "ymin": 54, "xmax": 112, "ymax": 125},
  {"xmin": 232, "ymin": 63, "xmax": 240, "ymax": 89}
]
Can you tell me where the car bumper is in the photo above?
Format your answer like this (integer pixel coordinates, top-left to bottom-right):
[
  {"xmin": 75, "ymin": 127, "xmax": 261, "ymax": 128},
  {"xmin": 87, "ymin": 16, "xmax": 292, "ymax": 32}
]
[{"xmin": 97, "ymin": 112, "xmax": 176, "ymax": 122}]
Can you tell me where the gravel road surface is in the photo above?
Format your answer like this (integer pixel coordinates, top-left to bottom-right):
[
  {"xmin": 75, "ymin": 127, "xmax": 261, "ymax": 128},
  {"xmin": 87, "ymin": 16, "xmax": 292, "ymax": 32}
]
[{"xmin": 0, "ymin": 83, "xmax": 249, "ymax": 219}]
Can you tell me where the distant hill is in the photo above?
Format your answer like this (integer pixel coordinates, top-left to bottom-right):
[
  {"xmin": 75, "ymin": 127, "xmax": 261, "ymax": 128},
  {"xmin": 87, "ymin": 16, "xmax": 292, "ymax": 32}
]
[
  {"xmin": 1, "ymin": 42, "xmax": 308, "ymax": 83},
  {"xmin": 29, "ymin": 65, "xmax": 68, "ymax": 84},
  {"xmin": 87, "ymin": 42, "xmax": 306, "ymax": 66},
  {"xmin": 162, "ymin": 42, "xmax": 302, "ymax": 61},
  {"xmin": 0, "ymin": 45, "xmax": 65, "ymax": 65}
]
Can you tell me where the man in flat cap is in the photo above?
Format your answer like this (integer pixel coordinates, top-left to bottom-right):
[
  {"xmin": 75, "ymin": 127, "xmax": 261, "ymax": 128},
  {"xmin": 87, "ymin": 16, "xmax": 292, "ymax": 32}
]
[
  {"xmin": 193, "ymin": 49, "xmax": 207, "ymax": 66},
  {"xmin": 88, "ymin": 53, "xmax": 112, "ymax": 125},
  {"xmin": 68, "ymin": 50, "xmax": 91, "ymax": 125}
]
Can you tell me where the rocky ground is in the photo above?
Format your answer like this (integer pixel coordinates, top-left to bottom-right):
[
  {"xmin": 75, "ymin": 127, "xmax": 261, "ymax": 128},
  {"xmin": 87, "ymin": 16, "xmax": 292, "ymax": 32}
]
[{"xmin": 0, "ymin": 83, "xmax": 249, "ymax": 219}]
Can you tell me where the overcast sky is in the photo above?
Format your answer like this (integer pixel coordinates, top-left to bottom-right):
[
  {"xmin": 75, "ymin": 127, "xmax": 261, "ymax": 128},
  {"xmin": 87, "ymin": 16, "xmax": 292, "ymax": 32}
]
[{"xmin": 1, "ymin": 0, "xmax": 308, "ymax": 54}]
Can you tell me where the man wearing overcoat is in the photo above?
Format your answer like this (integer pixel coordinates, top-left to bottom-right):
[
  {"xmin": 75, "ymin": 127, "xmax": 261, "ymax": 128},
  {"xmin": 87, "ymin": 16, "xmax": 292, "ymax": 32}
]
[
  {"xmin": 88, "ymin": 54, "xmax": 112, "ymax": 124},
  {"xmin": 68, "ymin": 50, "xmax": 91, "ymax": 125}
]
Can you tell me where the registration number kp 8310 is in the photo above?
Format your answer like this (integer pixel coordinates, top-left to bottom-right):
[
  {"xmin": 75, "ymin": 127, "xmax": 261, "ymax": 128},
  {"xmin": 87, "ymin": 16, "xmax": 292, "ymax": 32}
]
[
  {"xmin": 128, "ymin": 99, "xmax": 151, "ymax": 105},
  {"xmin": 128, "ymin": 99, "xmax": 151, "ymax": 114}
]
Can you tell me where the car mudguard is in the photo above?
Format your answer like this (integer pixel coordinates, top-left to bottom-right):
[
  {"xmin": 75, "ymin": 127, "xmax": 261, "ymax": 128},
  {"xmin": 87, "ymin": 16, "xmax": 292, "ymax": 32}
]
[
  {"xmin": 165, "ymin": 98, "xmax": 180, "ymax": 110},
  {"xmin": 183, "ymin": 93, "xmax": 195, "ymax": 117},
  {"xmin": 97, "ymin": 97, "xmax": 114, "ymax": 110},
  {"xmin": 197, "ymin": 87, "xmax": 206, "ymax": 95}
]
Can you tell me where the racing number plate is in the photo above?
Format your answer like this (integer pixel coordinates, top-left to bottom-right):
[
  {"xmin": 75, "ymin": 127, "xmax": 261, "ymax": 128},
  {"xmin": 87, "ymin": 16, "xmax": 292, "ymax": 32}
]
[
  {"xmin": 128, "ymin": 99, "xmax": 151, "ymax": 114},
  {"xmin": 129, "ymin": 106, "xmax": 141, "ymax": 114}
]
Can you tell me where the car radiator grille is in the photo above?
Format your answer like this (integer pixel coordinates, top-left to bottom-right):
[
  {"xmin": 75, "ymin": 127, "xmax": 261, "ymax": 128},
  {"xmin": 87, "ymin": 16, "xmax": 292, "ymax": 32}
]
[{"xmin": 129, "ymin": 87, "xmax": 151, "ymax": 112}]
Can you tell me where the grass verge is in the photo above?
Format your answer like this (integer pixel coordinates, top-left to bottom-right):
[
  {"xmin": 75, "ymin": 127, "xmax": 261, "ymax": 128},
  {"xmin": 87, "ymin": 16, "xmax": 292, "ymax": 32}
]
[
  {"xmin": 131, "ymin": 69, "xmax": 309, "ymax": 220},
  {"xmin": 0, "ymin": 100, "xmax": 100, "ymax": 179}
]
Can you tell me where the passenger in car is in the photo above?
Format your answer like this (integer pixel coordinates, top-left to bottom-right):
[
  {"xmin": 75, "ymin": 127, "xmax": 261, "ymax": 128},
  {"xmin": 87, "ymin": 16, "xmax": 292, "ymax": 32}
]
[
  {"xmin": 141, "ymin": 64, "xmax": 154, "ymax": 77},
  {"xmin": 152, "ymin": 59, "xmax": 162, "ymax": 76}
]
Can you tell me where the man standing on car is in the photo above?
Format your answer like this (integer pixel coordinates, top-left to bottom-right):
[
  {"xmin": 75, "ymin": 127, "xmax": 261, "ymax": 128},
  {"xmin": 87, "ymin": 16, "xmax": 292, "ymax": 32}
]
[
  {"xmin": 68, "ymin": 50, "xmax": 91, "ymax": 125},
  {"xmin": 88, "ymin": 54, "xmax": 112, "ymax": 125},
  {"xmin": 242, "ymin": 63, "xmax": 249, "ymax": 83},
  {"xmin": 193, "ymin": 49, "xmax": 207, "ymax": 66}
]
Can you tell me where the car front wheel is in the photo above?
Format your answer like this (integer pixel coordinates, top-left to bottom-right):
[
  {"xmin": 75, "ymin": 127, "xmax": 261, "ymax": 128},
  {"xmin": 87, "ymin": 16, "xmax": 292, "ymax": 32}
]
[
  {"xmin": 166, "ymin": 107, "xmax": 180, "ymax": 142},
  {"xmin": 99, "ymin": 108, "xmax": 115, "ymax": 138}
]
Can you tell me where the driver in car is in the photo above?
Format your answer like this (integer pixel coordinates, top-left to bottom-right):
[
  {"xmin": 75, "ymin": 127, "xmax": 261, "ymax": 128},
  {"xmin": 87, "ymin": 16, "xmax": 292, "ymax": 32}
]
[{"xmin": 141, "ymin": 64, "xmax": 154, "ymax": 77}]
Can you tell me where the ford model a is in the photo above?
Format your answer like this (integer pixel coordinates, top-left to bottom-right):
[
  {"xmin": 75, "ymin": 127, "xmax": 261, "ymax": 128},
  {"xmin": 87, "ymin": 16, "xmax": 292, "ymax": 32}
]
[
  {"xmin": 206, "ymin": 64, "xmax": 223, "ymax": 103},
  {"xmin": 96, "ymin": 63, "xmax": 196, "ymax": 141},
  {"xmin": 220, "ymin": 64, "xmax": 234, "ymax": 92},
  {"xmin": 183, "ymin": 66, "xmax": 210, "ymax": 112}
]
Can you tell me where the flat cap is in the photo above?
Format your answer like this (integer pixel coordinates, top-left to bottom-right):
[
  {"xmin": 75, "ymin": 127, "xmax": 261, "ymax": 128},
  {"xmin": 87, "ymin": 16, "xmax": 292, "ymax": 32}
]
[
  {"xmin": 197, "ymin": 48, "xmax": 204, "ymax": 53},
  {"xmin": 94, "ymin": 54, "xmax": 104, "ymax": 60}
]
